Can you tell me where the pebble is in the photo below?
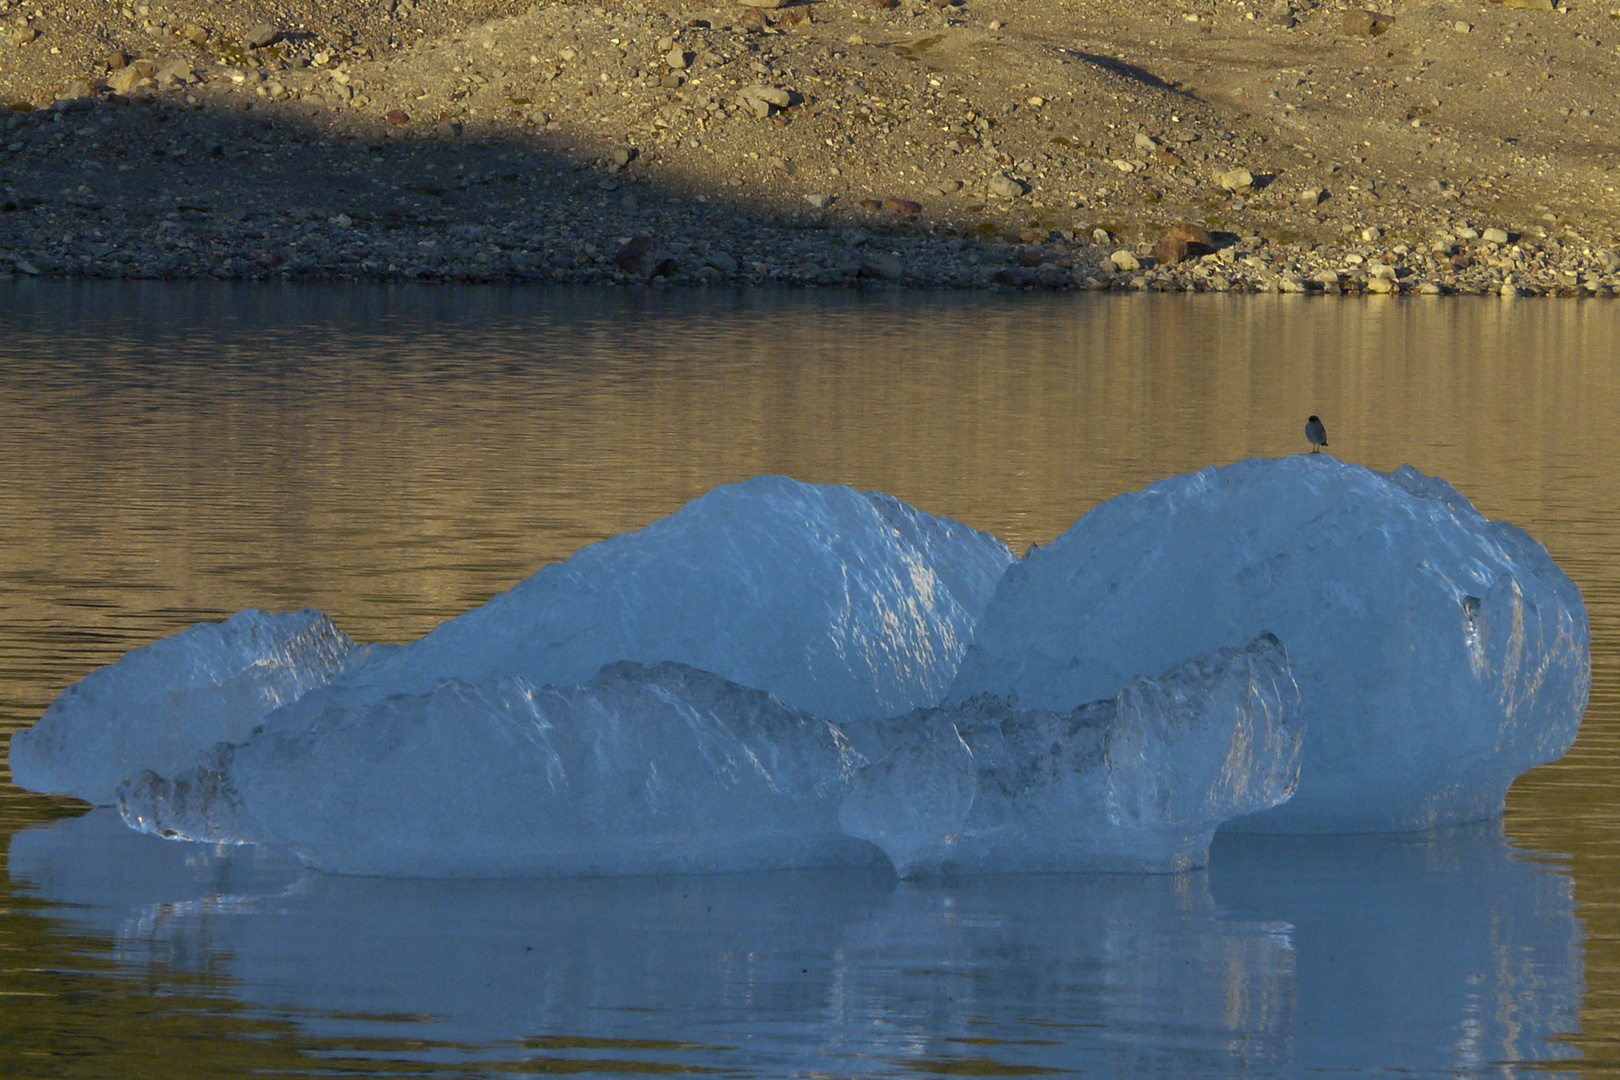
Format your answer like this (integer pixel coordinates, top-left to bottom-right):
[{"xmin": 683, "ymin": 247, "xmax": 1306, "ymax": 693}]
[
  {"xmin": 988, "ymin": 174, "xmax": 1027, "ymax": 198},
  {"xmin": 1342, "ymin": 9, "xmax": 1395, "ymax": 37},
  {"xmin": 805, "ymin": 193, "xmax": 832, "ymax": 208},
  {"xmin": 1483, "ymin": 227, "xmax": 1510, "ymax": 244},
  {"xmin": 1217, "ymin": 168, "xmax": 1255, "ymax": 191},
  {"xmin": 1110, "ymin": 249, "xmax": 1141, "ymax": 272},
  {"xmin": 737, "ymin": 0, "xmax": 789, "ymax": 7},
  {"xmin": 243, "ymin": 22, "xmax": 279, "ymax": 48}
]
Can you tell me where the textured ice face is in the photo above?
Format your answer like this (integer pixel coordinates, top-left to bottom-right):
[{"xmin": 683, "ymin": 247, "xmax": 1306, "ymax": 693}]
[
  {"xmin": 118, "ymin": 661, "xmax": 885, "ymax": 878},
  {"xmin": 333, "ymin": 474, "xmax": 1016, "ymax": 725},
  {"xmin": 947, "ymin": 457, "xmax": 1590, "ymax": 833},
  {"xmin": 840, "ymin": 634, "xmax": 1302, "ymax": 875},
  {"xmin": 8, "ymin": 610, "xmax": 363, "ymax": 805},
  {"xmin": 11, "ymin": 476, "xmax": 1012, "ymax": 806},
  {"xmin": 119, "ymin": 637, "xmax": 1301, "ymax": 879}
]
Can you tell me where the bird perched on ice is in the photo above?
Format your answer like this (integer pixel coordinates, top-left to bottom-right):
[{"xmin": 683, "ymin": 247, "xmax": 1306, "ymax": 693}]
[{"xmin": 1305, "ymin": 415, "xmax": 1328, "ymax": 453}]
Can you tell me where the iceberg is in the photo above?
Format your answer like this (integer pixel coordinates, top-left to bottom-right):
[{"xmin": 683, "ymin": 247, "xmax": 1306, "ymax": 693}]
[
  {"xmin": 840, "ymin": 634, "xmax": 1302, "ymax": 875},
  {"xmin": 117, "ymin": 637, "xmax": 1298, "ymax": 878},
  {"xmin": 948, "ymin": 457, "xmax": 1590, "ymax": 832},
  {"xmin": 12, "ymin": 476, "xmax": 1014, "ymax": 806}
]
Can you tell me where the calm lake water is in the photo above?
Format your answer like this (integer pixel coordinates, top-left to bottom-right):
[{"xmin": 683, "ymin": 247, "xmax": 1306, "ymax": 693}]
[{"xmin": 2, "ymin": 283, "xmax": 1618, "ymax": 1077}]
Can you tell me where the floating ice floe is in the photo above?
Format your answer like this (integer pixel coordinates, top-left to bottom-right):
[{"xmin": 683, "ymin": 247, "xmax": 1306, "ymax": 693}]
[
  {"xmin": 949, "ymin": 456, "xmax": 1590, "ymax": 832},
  {"xmin": 9, "ymin": 460, "xmax": 1588, "ymax": 877}
]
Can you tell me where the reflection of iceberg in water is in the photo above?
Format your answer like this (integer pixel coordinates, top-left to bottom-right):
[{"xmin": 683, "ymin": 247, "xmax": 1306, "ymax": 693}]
[{"xmin": 8, "ymin": 810, "xmax": 1583, "ymax": 1077}]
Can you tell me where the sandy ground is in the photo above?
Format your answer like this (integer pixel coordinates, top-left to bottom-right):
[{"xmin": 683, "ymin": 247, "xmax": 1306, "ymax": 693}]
[{"xmin": 0, "ymin": 0, "xmax": 1616, "ymax": 290}]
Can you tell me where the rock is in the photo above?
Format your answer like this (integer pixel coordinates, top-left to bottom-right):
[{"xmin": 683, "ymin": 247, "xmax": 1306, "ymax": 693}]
[
  {"xmin": 107, "ymin": 51, "xmax": 130, "ymax": 70},
  {"xmin": 1361, "ymin": 227, "xmax": 1382, "ymax": 242},
  {"xmin": 738, "ymin": 0, "xmax": 789, "ymax": 7},
  {"xmin": 1269, "ymin": 1, "xmax": 1296, "ymax": 26},
  {"xmin": 666, "ymin": 48, "xmax": 689, "ymax": 70},
  {"xmin": 1277, "ymin": 276, "xmax": 1306, "ymax": 293},
  {"xmin": 988, "ymin": 174, "xmax": 1027, "ymax": 199},
  {"xmin": 1167, "ymin": 222, "xmax": 1213, "ymax": 247},
  {"xmin": 882, "ymin": 197, "xmax": 922, "ymax": 216},
  {"xmin": 1092, "ymin": 228, "xmax": 1112, "ymax": 244},
  {"xmin": 610, "ymin": 146, "xmax": 636, "ymax": 167},
  {"xmin": 243, "ymin": 22, "xmax": 279, "ymax": 49},
  {"xmin": 805, "ymin": 193, "xmax": 832, "ymax": 209},
  {"xmin": 1418, "ymin": 282, "xmax": 1444, "ymax": 295},
  {"xmin": 704, "ymin": 250, "xmax": 738, "ymax": 274},
  {"xmin": 1300, "ymin": 187, "xmax": 1325, "ymax": 206},
  {"xmin": 1110, "ymin": 249, "xmax": 1141, "ymax": 272},
  {"xmin": 1133, "ymin": 132, "xmax": 1158, "ymax": 152},
  {"xmin": 154, "ymin": 58, "xmax": 196, "ymax": 86},
  {"xmin": 1037, "ymin": 265, "xmax": 1074, "ymax": 288},
  {"xmin": 993, "ymin": 267, "xmax": 1037, "ymax": 287},
  {"xmin": 1016, "ymin": 246, "xmax": 1045, "ymax": 268},
  {"xmin": 1343, "ymin": 9, "xmax": 1395, "ymax": 37},
  {"xmin": 183, "ymin": 25, "xmax": 208, "ymax": 46},
  {"xmin": 1454, "ymin": 21, "xmax": 1473, "ymax": 33},
  {"xmin": 860, "ymin": 252, "xmax": 905, "ymax": 282},
  {"xmin": 1027, "ymin": 96, "xmax": 1045, "ymax": 108},
  {"xmin": 434, "ymin": 120, "xmax": 463, "ymax": 138},
  {"xmin": 1216, "ymin": 169, "xmax": 1255, "ymax": 192},
  {"xmin": 859, "ymin": 197, "xmax": 885, "ymax": 211},
  {"xmin": 739, "ymin": 84, "xmax": 791, "ymax": 108},
  {"xmin": 1154, "ymin": 145, "xmax": 1186, "ymax": 168},
  {"xmin": 12, "ymin": 28, "xmax": 38, "ymax": 46},
  {"xmin": 1483, "ymin": 227, "xmax": 1510, "ymax": 244},
  {"xmin": 1366, "ymin": 276, "xmax": 1396, "ymax": 294},
  {"xmin": 384, "ymin": 109, "xmax": 410, "ymax": 126},
  {"xmin": 1153, "ymin": 237, "xmax": 1192, "ymax": 265},
  {"xmin": 13, "ymin": 259, "xmax": 40, "ymax": 276},
  {"xmin": 108, "ymin": 66, "xmax": 143, "ymax": 93},
  {"xmin": 57, "ymin": 79, "xmax": 96, "ymax": 101},
  {"xmin": 613, "ymin": 235, "xmax": 677, "ymax": 278}
]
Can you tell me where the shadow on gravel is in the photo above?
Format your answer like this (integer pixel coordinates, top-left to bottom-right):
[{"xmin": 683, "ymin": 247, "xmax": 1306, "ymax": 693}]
[
  {"xmin": 1, "ymin": 92, "xmax": 1079, "ymax": 286},
  {"xmin": 1069, "ymin": 53, "xmax": 1191, "ymax": 99}
]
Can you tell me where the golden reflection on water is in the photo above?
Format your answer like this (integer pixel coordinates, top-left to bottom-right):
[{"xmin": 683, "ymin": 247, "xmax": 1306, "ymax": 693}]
[{"xmin": 1, "ymin": 284, "xmax": 1618, "ymax": 1068}]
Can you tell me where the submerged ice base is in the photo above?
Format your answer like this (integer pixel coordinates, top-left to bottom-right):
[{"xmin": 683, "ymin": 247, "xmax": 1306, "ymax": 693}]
[{"xmin": 118, "ymin": 636, "xmax": 1298, "ymax": 878}]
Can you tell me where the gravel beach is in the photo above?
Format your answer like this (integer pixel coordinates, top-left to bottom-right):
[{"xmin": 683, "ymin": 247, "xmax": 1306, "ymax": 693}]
[{"xmin": 1, "ymin": 0, "xmax": 1616, "ymax": 292}]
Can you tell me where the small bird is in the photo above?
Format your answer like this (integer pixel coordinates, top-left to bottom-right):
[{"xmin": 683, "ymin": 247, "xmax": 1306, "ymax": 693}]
[{"xmin": 1305, "ymin": 415, "xmax": 1329, "ymax": 453}]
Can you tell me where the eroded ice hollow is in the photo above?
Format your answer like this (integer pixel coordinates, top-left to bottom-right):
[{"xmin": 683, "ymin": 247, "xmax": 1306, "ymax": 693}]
[
  {"xmin": 950, "ymin": 456, "xmax": 1590, "ymax": 833},
  {"xmin": 8, "ymin": 460, "xmax": 1589, "ymax": 877}
]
